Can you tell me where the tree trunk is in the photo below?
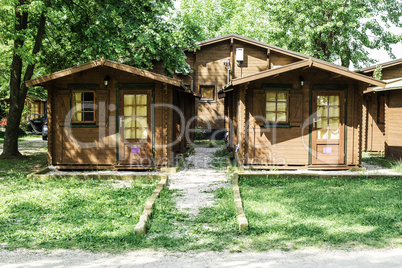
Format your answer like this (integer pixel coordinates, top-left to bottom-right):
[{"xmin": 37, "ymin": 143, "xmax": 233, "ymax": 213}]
[{"xmin": 1, "ymin": 2, "xmax": 47, "ymax": 157}]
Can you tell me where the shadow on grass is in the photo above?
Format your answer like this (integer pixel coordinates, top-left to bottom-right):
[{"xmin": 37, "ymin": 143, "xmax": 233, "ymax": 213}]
[{"xmin": 238, "ymin": 177, "xmax": 402, "ymax": 250}]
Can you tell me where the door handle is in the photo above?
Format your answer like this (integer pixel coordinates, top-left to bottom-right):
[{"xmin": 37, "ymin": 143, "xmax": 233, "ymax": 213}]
[
  {"xmin": 313, "ymin": 118, "xmax": 317, "ymax": 128},
  {"xmin": 120, "ymin": 117, "xmax": 124, "ymax": 128}
]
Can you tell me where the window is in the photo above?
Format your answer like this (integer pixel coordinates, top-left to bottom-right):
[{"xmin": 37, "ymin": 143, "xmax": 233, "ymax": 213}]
[
  {"xmin": 123, "ymin": 94, "xmax": 148, "ymax": 140},
  {"xmin": 378, "ymin": 95, "xmax": 385, "ymax": 124},
  {"xmin": 72, "ymin": 91, "xmax": 95, "ymax": 123},
  {"xmin": 200, "ymin": 85, "xmax": 215, "ymax": 101},
  {"xmin": 265, "ymin": 91, "xmax": 289, "ymax": 123},
  {"xmin": 30, "ymin": 102, "xmax": 40, "ymax": 119}
]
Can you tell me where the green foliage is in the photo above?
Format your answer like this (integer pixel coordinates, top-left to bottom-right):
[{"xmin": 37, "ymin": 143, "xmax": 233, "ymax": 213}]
[
  {"xmin": 238, "ymin": 176, "xmax": 402, "ymax": 250},
  {"xmin": 194, "ymin": 127, "xmax": 206, "ymax": 140},
  {"xmin": 178, "ymin": 0, "xmax": 402, "ymax": 68},
  {"xmin": 362, "ymin": 153, "xmax": 402, "ymax": 173},
  {"xmin": 374, "ymin": 65, "xmax": 383, "ymax": 80}
]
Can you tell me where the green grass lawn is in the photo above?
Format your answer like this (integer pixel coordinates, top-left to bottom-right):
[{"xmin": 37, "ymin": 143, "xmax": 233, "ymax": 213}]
[
  {"xmin": 0, "ymin": 130, "xmax": 40, "ymax": 144},
  {"xmin": 238, "ymin": 176, "xmax": 402, "ymax": 250}
]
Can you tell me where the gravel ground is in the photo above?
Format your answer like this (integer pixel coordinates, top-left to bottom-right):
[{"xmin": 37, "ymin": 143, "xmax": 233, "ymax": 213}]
[{"xmin": 1, "ymin": 248, "xmax": 401, "ymax": 268}]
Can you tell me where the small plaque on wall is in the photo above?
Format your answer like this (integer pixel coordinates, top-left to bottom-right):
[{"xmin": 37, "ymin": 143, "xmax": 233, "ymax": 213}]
[
  {"xmin": 131, "ymin": 147, "xmax": 140, "ymax": 153},
  {"xmin": 323, "ymin": 147, "xmax": 332, "ymax": 154}
]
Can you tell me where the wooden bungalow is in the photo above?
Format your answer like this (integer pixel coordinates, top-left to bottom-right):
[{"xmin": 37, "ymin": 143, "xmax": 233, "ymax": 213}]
[
  {"xmin": 0, "ymin": 95, "xmax": 46, "ymax": 120},
  {"xmin": 26, "ymin": 58, "xmax": 196, "ymax": 170},
  {"xmin": 219, "ymin": 58, "xmax": 386, "ymax": 170},
  {"xmin": 173, "ymin": 34, "xmax": 317, "ymax": 137},
  {"xmin": 359, "ymin": 58, "xmax": 402, "ymax": 159}
]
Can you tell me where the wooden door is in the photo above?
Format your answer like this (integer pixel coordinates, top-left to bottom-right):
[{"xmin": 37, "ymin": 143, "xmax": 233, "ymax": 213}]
[
  {"xmin": 312, "ymin": 91, "xmax": 344, "ymax": 165},
  {"xmin": 118, "ymin": 90, "xmax": 152, "ymax": 166}
]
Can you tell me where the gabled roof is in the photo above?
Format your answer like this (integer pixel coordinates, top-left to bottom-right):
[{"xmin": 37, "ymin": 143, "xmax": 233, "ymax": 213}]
[
  {"xmin": 221, "ymin": 58, "xmax": 386, "ymax": 92},
  {"xmin": 189, "ymin": 34, "xmax": 352, "ymax": 72},
  {"xmin": 358, "ymin": 58, "xmax": 402, "ymax": 73},
  {"xmin": 188, "ymin": 34, "xmax": 308, "ymax": 61},
  {"xmin": 26, "ymin": 58, "xmax": 181, "ymax": 87}
]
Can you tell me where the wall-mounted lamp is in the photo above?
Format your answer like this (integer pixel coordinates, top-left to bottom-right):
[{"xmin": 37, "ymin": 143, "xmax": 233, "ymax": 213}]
[
  {"xmin": 299, "ymin": 75, "xmax": 305, "ymax": 87},
  {"xmin": 104, "ymin": 75, "xmax": 110, "ymax": 87}
]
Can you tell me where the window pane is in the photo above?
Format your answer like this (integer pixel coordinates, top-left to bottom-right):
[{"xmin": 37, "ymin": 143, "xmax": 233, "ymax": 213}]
[
  {"xmin": 266, "ymin": 102, "xmax": 276, "ymax": 111},
  {"xmin": 277, "ymin": 112, "xmax": 287, "ymax": 122},
  {"xmin": 75, "ymin": 102, "xmax": 83, "ymax": 112},
  {"xmin": 329, "ymin": 129, "xmax": 340, "ymax": 139},
  {"xmin": 329, "ymin": 96, "xmax": 339, "ymax": 105},
  {"xmin": 317, "ymin": 95, "xmax": 328, "ymax": 105},
  {"xmin": 277, "ymin": 92, "xmax": 287, "ymax": 101},
  {"xmin": 317, "ymin": 106, "xmax": 327, "ymax": 117},
  {"xmin": 277, "ymin": 102, "xmax": 287, "ymax": 111},
  {"xmin": 84, "ymin": 92, "xmax": 94, "ymax": 101},
  {"xmin": 136, "ymin": 94, "xmax": 147, "ymax": 105},
  {"xmin": 201, "ymin": 86, "xmax": 214, "ymax": 100},
  {"xmin": 266, "ymin": 112, "xmax": 275, "ymax": 121},
  {"xmin": 73, "ymin": 92, "xmax": 82, "ymax": 101},
  {"xmin": 83, "ymin": 112, "xmax": 94, "ymax": 122},
  {"xmin": 266, "ymin": 92, "xmax": 276, "ymax": 102},
  {"xmin": 125, "ymin": 129, "xmax": 133, "ymax": 139},
  {"xmin": 329, "ymin": 107, "xmax": 339, "ymax": 117},
  {"xmin": 136, "ymin": 117, "xmax": 147, "ymax": 128},
  {"xmin": 124, "ymin": 117, "xmax": 134, "ymax": 128},
  {"xmin": 73, "ymin": 112, "xmax": 82, "ymax": 121},
  {"xmin": 136, "ymin": 106, "xmax": 147, "ymax": 116},
  {"xmin": 125, "ymin": 95, "xmax": 134, "ymax": 105},
  {"xmin": 124, "ymin": 106, "xmax": 133, "ymax": 116},
  {"xmin": 136, "ymin": 128, "xmax": 147, "ymax": 139}
]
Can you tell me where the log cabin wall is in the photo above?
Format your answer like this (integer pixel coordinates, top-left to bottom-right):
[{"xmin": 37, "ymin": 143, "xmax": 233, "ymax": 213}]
[
  {"xmin": 385, "ymin": 90, "xmax": 402, "ymax": 160},
  {"xmin": 179, "ymin": 38, "xmax": 301, "ymax": 131},
  {"xmin": 44, "ymin": 66, "xmax": 183, "ymax": 169},
  {"xmin": 229, "ymin": 67, "xmax": 365, "ymax": 168}
]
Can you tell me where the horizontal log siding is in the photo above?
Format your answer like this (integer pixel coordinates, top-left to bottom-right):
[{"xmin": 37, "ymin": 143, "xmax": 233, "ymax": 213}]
[
  {"xmin": 385, "ymin": 90, "xmax": 402, "ymax": 160},
  {"xmin": 240, "ymin": 67, "xmax": 364, "ymax": 166}
]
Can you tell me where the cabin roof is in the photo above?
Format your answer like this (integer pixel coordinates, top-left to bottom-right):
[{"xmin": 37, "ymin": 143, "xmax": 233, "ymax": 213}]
[
  {"xmin": 188, "ymin": 34, "xmax": 350, "ymax": 72},
  {"xmin": 221, "ymin": 58, "xmax": 386, "ymax": 93},
  {"xmin": 358, "ymin": 58, "xmax": 402, "ymax": 73},
  {"xmin": 365, "ymin": 77, "xmax": 402, "ymax": 94},
  {"xmin": 25, "ymin": 58, "xmax": 182, "ymax": 87}
]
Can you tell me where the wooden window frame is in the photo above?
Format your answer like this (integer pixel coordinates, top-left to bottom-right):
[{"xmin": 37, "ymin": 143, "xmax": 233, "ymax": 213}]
[
  {"xmin": 71, "ymin": 90, "xmax": 96, "ymax": 124},
  {"xmin": 263, "ymin": 85, "xmax": 291, "ymax": 125},
  {"xmin": 199, "ymin": 85, "xmax": 215, "ymax": 101},
  {"xmin": 377, "ymin": 93, "xmax": 385, "ymax": 124}
]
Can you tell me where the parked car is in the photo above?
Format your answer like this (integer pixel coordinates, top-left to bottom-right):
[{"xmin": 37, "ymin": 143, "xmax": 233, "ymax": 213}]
[
  {"xmin": 26, "ymin": 114, "xmax": 46, "ymax": 135},
  {"xmin": 42, "ymin": 115, "xmax": 48, "ymax": 140}
]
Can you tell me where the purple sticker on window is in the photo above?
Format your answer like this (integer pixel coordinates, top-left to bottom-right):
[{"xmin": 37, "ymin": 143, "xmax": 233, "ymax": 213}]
[
  {"xmin": 131, "ymin": 147, "xmax": 140, "ymax": 153},
  {"xmin": 323, "ymin": 147, "xmax": 332, "ymax": 154}
]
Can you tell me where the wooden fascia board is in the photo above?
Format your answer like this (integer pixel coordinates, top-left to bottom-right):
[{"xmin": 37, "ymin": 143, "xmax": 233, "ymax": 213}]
[
  {"xmin": 231, "ymin": 60, "xmax": 311, "ymax": 86},
  {"xmin": 26, "ymin": 58, "xmax": 181, "ymax": 87},
  {"xmin": 103, "ymin": 60, "xmax": 181, "ymax": 86},
  {"xmin": 25, "ymin": 59, "xmax": 104, "ymax": 87},
  {"xmin": 312, "ymin": 61, "xmax": 386, "ymax": 87}
]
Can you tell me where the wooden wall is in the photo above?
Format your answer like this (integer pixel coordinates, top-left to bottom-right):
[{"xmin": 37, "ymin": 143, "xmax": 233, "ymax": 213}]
[
  {"xmin": 228, "ymin": 67, "xmax": 364, "ymax": 167},
  {"xmin": 385, "ymin": 90, "xmax": 402, "ymax": 160},
  {"xmin": 45, "ymin": 66, "xmax": 189, "ymax": 169},
  {"xmin": 361, "ymin": 63, "xmax": 402, "ymax": 153},
  {"xmin": 179, "ymin": 39, "xmax": 301, "ymax": 130}
]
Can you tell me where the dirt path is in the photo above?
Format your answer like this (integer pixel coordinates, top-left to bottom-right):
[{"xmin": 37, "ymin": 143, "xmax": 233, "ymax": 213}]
[
  {"xmin": 0, "ymin": 137, "xmax": 47, "ymax": 155},
  {"xmin": 167, "ymin": 147, "xmax": 228, "ymax": 216},
  {"xmin": 1, "ymin": 248, "xmax": 401, "ymax": 268}
]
